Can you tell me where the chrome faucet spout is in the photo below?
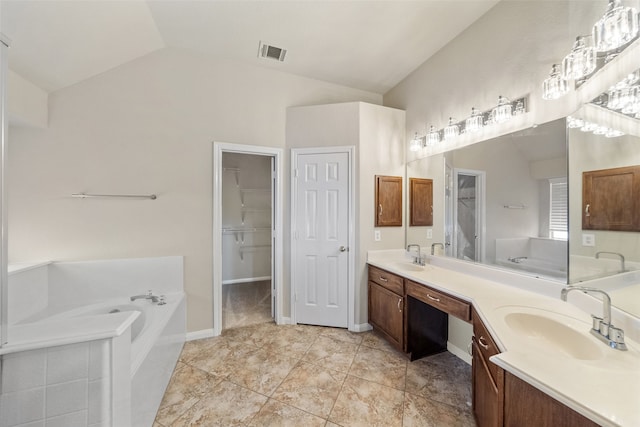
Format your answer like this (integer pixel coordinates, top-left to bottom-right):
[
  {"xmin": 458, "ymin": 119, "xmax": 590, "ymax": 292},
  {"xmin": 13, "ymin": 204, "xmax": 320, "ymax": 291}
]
[
  {"xmin": 595, "ymin": 251, "xmax": 625, "ymax": 273},
  {"xmin": 130, "ymin": 290, "xmax": 160, "ymax": 303},
  {"xmin": 406, "ymin": 244, "xmax": 423, "ymax": 265},
  {"xmin": 431, "ymin": 242, "xmax": 444, "ymax": 256},
  {"xmin": 561, "ymin": 286, "xmax": 625, "ymax": 350}
]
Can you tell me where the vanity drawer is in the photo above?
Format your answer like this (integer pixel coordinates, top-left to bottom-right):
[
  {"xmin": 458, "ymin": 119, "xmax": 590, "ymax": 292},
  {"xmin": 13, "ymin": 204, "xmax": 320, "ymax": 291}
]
[
  {"xmin": 368, "ymin": 265, "xmax": 404, "ymax": 295},
  {"xmin": 473, "ymin": 308, "xmax": 501, "ymax": 384},
  {"xmin": 406, "ymin": 280, "xmax": 471, "ymax": 321}
]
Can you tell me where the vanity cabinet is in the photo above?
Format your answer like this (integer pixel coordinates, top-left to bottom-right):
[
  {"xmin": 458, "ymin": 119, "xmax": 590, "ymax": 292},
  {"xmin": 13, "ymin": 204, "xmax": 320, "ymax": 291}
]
[
  {"xmin": 375, "ymin": 175, "xmax": 403, "ymax": 226},
  {"xmin": 368, "ymin": 265, "xmax": 405, "ymax": 351},
  {"xmin": 472, "ymin": 308, "xmax": 504, "ymax": 427},
  {"xmin": 504, "ymin": 372, "xmax": 599, "ymax": 427}
]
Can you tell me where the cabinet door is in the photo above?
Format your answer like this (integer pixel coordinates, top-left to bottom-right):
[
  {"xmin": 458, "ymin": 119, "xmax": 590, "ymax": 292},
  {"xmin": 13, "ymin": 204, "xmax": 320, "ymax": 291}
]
[
  {"xmin": 472, "ymin": 340, "xmax": 504, "ymax": 427},
  {"xmin": 409, "ymin": 178, "xmax": 433, "ymax": 226},
  {"xmin": 583, "ymin": 165, "xmax": 640, "ymax": 231},
  {"xmin": 368, "ymin": 281, "xmax": 404, "ymax": 350},
  {"xmin": 375, "ymin": 175, "xmax": 403, "ymax": 226},
  {"xmin": 504, "ymin": 372, "xmax": 599, "ymax": 427}
]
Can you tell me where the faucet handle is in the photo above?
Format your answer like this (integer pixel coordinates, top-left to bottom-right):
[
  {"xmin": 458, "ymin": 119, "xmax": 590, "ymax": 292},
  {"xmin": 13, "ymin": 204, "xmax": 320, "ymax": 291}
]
[
  {"xmin": 158, "ymin": 295, "xmax": 166, "ymax": 305},
  {"xmin": 591, "ymin": 315, "xmax": 602, "ymax": 332},
  {"xmin": 608, "ymin": 326, "xmax": 625, "ymax": 344},
  {"xmin": 147, "ymin": 289, "xmax": 153, "ymax": 296}
]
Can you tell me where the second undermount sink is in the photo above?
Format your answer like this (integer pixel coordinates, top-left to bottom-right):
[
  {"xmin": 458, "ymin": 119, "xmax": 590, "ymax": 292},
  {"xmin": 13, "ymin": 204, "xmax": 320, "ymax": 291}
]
[
  {"xmin": 391, "ymin": 261, "xmax": 426, "ymax": 272},
  {"xmin": 497, "ymin": 307, "xmax": 604, "ymax": 361}
]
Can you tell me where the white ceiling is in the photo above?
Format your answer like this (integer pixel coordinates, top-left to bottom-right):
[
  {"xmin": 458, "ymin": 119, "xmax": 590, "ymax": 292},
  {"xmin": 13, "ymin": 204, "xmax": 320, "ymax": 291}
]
[{"xmin": 1, "ymin": 0, "xmax": 500, "ymax": 94}]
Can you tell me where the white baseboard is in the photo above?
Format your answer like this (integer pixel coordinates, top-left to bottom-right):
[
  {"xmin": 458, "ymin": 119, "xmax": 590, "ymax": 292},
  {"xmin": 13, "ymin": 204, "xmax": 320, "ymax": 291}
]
[
  {"xmin": 186, "ymin": 329, "xmax": 217, "ymax": 341},
  {"xmin": 448, "ymin": 341, "xmax": 472, "ymax": 365},
  {"xmin": 222, "ymin": 276, "xmax": 271, "ymax": 285},
  {"xmin": 351, "ymin": 322, "xmax": 373, "ymax": 333},
  {"xmin": 278, "ymin": 316, "xmax": 292, "ymax": 325}
]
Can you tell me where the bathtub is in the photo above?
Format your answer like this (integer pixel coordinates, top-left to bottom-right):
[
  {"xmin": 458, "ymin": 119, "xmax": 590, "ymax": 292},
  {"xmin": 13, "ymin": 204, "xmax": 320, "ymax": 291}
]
[
  {"xmin": 495, "ymin": 257, "xmax": 566, "ymax": 281},
  {"xmin": 45, "ymin": 293, "xmax": 184, "ymax": 377}
]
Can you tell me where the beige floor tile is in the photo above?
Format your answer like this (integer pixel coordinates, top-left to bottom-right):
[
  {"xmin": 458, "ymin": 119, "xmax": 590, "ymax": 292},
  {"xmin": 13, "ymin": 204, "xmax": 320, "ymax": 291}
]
[
  {"xmin": 303, "ymin": 335, "xmax": 359, "ymax": 373},
  {"xmin": 361, "ymin": 330, "xmax": 403, "ymax": 354},
  {"xmin": 329, "ymin": 375, "xmax": 404, "ymax": 427},
  {"xmin": 349, "ymin": 345, "xmax": 407, "ymax": 390},
  {"xmin": 405, "ymin": 352, "xmax": 472, "ymax": 411},
  {"xmin": 155, "ymin": 363, "xmax": 220, "ymax": 426},
  {"xmin": 320, "ymin": 327, "xmax": 364, "ymax": 345},
  {"xmin": 184, "ymin": 339, "xmax": 257, "ymax": 378},
  {"xmin": 223, "ymin": 321, "xmax": 281, "ymax": 348},
  {"xmin": 248, "ymin": 399, "xmax": 327, "ymax": 427},
  {"xmin": 223, "ymin": 281, "xmax": 273, "ymax": 329},
  {"xmin": 271, "ymin": 361, "xmax": 347, "ymax": 418},
  {"xmin": 227, "ymin": 347, "xmax": 299, "ymax": 396},
  {"xmin": 171, "ymin": 380, "xmax": 268, "ymax": 426},
  {"xmin": 403, "ymin": 392, "xmax": 475, "ymax": 427},
  {"xmin": 260, "ymin": 325, "xmax": 319, "ymax": 358}
]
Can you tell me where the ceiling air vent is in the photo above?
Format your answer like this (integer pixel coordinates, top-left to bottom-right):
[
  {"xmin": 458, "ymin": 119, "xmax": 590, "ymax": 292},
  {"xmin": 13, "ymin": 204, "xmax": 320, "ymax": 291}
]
[{"xmin": 258, "ymin": 41, "xmax": 287, "ymax": 62}]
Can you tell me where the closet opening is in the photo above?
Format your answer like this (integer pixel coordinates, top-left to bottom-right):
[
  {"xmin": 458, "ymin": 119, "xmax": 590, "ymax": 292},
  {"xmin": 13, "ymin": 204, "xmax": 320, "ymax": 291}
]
[
  {"xmin": 221, "ymin": 152, "xmax": 273, "ymax": 330},
  {"xmin": 212, "ymin": 142, "xmax": 283, "ymax": 337}
]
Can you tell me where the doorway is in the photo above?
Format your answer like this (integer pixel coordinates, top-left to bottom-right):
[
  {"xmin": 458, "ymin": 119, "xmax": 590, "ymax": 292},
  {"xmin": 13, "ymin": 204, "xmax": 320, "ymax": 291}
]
[
  {"xmin": 452, "ymin": 169, "xmax": 485, "ymax": 262},
  {"xmin": 291, "ymin": 147, "xmax": 355, "ymax": 329},
  {"xmin": 213, "ymin": 143, "xmax": 283, "ymax": 336}
]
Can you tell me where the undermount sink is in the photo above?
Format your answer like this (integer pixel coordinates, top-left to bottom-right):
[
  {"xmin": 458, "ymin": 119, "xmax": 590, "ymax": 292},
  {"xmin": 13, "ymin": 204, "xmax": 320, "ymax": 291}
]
[
  {"xmin": 497, "ymin": 307, "xmax": 604, "ymax": 361},
  {"xmin": 391, "ymin": 261, "xmax": 426, "ymax": 272}
]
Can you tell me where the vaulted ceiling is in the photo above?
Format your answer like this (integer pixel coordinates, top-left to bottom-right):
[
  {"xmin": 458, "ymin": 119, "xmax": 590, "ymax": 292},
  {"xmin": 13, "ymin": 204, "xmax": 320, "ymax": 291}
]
[{"xmin": 1, "ymin": 1, "xmax": 500, "ymax": 94}]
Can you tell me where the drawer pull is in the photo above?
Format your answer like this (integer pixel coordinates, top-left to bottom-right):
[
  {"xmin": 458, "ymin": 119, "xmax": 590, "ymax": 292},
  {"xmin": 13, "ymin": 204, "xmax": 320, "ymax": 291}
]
[
  {"xmin": 397, "ymin": 298, "xmax": 402, "ymax": 312},
  {"xmin": 379, "ymin": 277, "xmax": 388, "ymax": 282},
  {"xmin": 478, "ymin": 336, "xmax": 490, "ymax": 350},
  {"xmin": 426, "ymin": 294, "xmax": 440, "ymax": 302}
]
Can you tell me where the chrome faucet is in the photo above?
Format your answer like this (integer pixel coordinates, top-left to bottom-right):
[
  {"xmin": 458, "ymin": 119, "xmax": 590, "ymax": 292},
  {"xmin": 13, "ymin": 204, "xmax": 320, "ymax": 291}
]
[
  {"xmin": 431, "ymin": 242, "xmax": 444, "ymax": 255},
  {"xmin": 595, "ymin": 251, "xmax": 625, "ymax": 273},
  {"xmin": 131, "ymin": 290, "xmax": 165, "ymax": 305},
  {"xmin": 406, "ymin": 244, "xmax": 425, "ymax": 265},
  {"xmin": 561, "ymin": 286, "xmax": 626, "ymax": 351}
]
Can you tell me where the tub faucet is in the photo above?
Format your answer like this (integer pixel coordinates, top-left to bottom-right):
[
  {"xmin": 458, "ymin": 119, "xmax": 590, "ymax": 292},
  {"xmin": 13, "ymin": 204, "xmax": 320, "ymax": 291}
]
[
  {"xmin": 595, "ymin": 251, "xmax": 625, "ymax": 273},
  {"xmin": 561, "ymin": 286, "xmax": 626, "ymax": 351},
  {"xmin": 406, "ymin": 244, "xmax": 424, "ymax": 265},
  {"xmin": 131, "ymin": 290, "xmax": 161, "ymax": 304},
  {"xmin": 431, "ymin": 242, "xmax": 444, "ymax": 255}
]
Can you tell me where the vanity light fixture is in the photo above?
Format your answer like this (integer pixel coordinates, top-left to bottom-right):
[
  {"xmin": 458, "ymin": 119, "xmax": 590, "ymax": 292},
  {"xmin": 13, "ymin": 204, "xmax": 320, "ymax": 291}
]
[
  {"xmin": 427, "ymin": 125, "xmax": 441, "ymax": 146},
  {"xmin": 542, "ymin": 65, "xmax": 569, "ymax": 100},
  {"xmin": 443, "ymin": 117, "xmax": 460, "ymax": 140},
  {"xmin": 465, "ymin": 107, "xmax": 484, "ymax": 133},
  {"xmin": 409, "ymin": 132, "xmax": 423, "ymax": 152},
  {"xmin": 601, "ymin": 68, "xmax": 640, "ymax": 117},
  {"xmin": 568, "ymin": 116, "xmax": 625, "ymax": 138},
  {"xmin": 492, "ymin": 96, "xmax": 514, "ymax": 123},
  {"xmin": 592, "ymin": 0, "xmax": 639, "ymax": 53},
  {"xmin": 562, "ymin": 36, "xmax": 597, "ymax": 80}
]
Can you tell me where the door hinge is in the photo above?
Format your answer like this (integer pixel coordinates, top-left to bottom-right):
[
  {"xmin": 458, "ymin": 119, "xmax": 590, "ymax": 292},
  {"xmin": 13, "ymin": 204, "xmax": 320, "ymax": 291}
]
[{"xmin": 294, "ymin": 168, "xmax": 298, "ymax": 178}]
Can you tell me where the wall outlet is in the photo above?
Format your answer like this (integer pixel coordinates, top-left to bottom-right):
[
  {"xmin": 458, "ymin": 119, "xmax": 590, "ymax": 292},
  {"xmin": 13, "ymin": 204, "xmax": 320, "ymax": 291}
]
[
  {"xmin": 374, "ymin": 230, "xmax": 381, "ymax": 241},
  {"xmin": 582, "ymin": 233, "xmax": 595, "ymax": 247},
  {"xmin": 426, "ymin": 228, "xmax": 433, "ymax": 239}
]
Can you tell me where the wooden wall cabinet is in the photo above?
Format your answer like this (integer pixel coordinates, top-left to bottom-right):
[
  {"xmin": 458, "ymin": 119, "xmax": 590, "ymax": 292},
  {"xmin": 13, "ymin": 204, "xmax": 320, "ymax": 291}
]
[
  {"xmin": 409, "ymin": 178, "xmax": 433, "ymax": 226},
  {"xmin": 375, "ymin": 175, "xmax": 403, "ymax": 226},
  {"xmin": 368, "ymin": 265, "xmax": 405, "ymax": 351},
  {"xmin": 472, "ymin": 308, "xmax": 504, "ymax": 427},
  {"xmin": 583, "ymin": 165, "xmax": 640, "ymax": 231}
]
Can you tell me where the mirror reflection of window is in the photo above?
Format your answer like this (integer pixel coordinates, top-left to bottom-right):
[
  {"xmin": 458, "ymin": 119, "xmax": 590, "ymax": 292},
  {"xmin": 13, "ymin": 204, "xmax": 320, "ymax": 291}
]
[{"xmin": 549, "ymin": 178, "xmax": 568, "ymax": 240}]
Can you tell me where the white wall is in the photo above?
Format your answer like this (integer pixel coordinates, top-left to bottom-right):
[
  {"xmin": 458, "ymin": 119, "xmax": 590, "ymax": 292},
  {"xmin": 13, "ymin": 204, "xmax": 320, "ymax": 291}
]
[
  {"xmin": 8, "ymin": 47, "xmax": 381, "ymax": 333},
  {"xmin": 7, "ymin": 70, "xmax": 47, "ymax": 128}
]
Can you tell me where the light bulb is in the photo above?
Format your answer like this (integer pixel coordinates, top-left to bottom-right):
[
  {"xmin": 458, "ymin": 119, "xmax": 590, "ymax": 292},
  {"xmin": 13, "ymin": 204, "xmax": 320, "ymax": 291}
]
[
  {"xmin": 542, "ymin": 65, "xmax": 569, "ymax": 100},
  {"xmin": 492, "ymin": 96, "xmax": 513, "ymax": 123},
  {"xmin": 465, "ymin": 107, "xmax": 484, "ymax": 133},
  {"xmin": 409, "ymin": 132, "xmax": 422, "ymax": 152},
  {"xmin": 444, "ymin": 117, "xmax": 460, "ymax": 140},
  {"xmin": 592, "ymin": 0, "xmax": 639, "ymax": 52},
  {"xmin": 427, "ymin": 125, "xmax": 440, "ymax": 146},
  {"xmin": 561, "ymin": 36, "xmax": 596, "ymax": 80}
]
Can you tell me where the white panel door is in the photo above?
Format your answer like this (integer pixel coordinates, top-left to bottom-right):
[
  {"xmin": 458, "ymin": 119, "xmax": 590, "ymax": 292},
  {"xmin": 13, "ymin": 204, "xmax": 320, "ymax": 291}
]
[{"xmin": 294, "ymin": 152, "xmax": 349, "ymax": 327}]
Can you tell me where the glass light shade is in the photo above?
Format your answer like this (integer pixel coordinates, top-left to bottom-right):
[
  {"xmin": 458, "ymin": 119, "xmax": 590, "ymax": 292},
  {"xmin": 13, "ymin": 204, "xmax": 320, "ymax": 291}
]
[
  {"xmin": 465, "ymin": 107, "xmax": 484, "ymax": 133},
  {"xmin": 513, "ymin": 99, "xmax": 525, "ymax": 115},
  {"xmin": 592, "ymin": 0, "xmax": 639, "ymax": 52},
  {"xmin": 605, "ymin": 128, "xmax": 625, "ymax": 138},
  {"xmin": 443, "ymin": 117, "xmax": 460, "ymax": 140},
  {"xmin": 593, "ymin": 125, "xmax": 609, "ymax": 135},
  {"xmin": 427, "ymin": 125, "xmax": 440, "ymax": 146},
  {"xmin": 492, "ymin": 96, "xmax": 512, "ymax": 123},
  {"xmin": 580, "ymin": 121, "xmax": 598, "ymax": 132},
  {"xmin": 542, "ymin": 65, "xmax": 569, "ymax": 100},
  {"xmin": 409, "ymin": 132, "xmax": 422, "ymax": 152},
  {"xmin": 567, "ymin": 116, "xmax": 585, "ymax": 128},
  {"xmin": 561, "ymin": 36, "xmax": 596, "ymax": 79},
  {"xmin": 621, "ymin": 86, "xmax": 639, "ymax": 114}
]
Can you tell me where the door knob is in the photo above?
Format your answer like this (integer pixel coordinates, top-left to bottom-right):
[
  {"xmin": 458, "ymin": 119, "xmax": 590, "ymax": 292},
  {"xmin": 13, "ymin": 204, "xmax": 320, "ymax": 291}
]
[{"xmin": 339, "ymin": 246, "xmax": 348, "ymax": 252}]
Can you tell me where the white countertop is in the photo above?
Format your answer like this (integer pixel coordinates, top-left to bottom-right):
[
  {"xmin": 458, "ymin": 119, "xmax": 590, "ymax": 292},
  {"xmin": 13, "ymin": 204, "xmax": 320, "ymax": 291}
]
[{"xmin": 367, "ymin": 250, "xmax": 640, "ymax": 427}]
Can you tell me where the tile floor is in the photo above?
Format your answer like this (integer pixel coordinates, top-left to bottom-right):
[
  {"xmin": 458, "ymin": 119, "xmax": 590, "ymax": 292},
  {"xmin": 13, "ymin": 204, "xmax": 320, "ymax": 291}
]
[
  {"xmin": 222, "ymin": 281, "xmax": 272, "ymax": 330},
  {"xmin": 154, "ymin": 322, "xmax": 475, "ymax": 426}
]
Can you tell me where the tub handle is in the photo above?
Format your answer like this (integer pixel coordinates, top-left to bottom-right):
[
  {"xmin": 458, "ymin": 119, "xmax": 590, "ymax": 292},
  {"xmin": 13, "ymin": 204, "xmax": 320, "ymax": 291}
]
[{"xmin": 158, "ymin": 295, "xmax": 166, "ymax": 306}]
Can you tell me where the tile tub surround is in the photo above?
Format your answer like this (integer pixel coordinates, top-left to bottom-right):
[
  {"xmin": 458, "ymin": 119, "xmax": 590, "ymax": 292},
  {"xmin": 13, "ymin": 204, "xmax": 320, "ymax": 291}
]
[
  {"xmin": 154, "ymin": 322, "xmax": 474, "ymax": 427},
  {"xmin": 367, "ymin": 249, "xmax": 640, "ymax": 427}
]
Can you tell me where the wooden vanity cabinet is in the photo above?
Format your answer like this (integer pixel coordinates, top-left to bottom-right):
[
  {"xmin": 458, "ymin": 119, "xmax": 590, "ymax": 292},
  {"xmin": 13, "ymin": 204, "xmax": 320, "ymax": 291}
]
[
  {"xmin": 504, "ymin": 372, "xmax": 599, "ymax": 427},
  {"xmin": 368, "ymin": 265, "xmax": 405, "ymax": 351},
  {"xmin": 375, "ymin": 175, "xmax": 403, "ymax": 226},
  {"xmin": 472, "ymin": 308, "xmax": 504, "ymax": 427}
]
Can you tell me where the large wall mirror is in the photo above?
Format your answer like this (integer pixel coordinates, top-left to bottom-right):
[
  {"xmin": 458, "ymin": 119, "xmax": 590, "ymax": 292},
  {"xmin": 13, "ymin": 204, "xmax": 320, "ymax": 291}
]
[{"xmin": 406, "ymin": 119, "xmax": 568, "ymax": 283}]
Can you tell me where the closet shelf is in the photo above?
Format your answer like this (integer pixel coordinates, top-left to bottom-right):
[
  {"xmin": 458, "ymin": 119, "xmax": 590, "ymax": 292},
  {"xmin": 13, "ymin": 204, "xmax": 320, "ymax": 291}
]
[
  {"xmin": 223, "ymin": 227, "xmax": 271, "ymax": 243},
  {"xmin": 241, "ymin": 208, "xmax": 271, "ymax": 223},
  {"xmin": 240, "ymin": 188, "xmax": 271, "ymax": 206}
]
